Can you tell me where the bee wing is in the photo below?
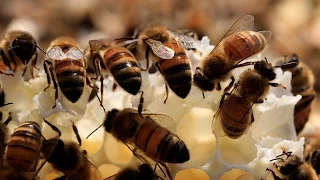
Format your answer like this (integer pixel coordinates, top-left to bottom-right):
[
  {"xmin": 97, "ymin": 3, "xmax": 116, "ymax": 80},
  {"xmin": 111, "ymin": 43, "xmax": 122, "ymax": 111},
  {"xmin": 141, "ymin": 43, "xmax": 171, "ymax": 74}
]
[
  {"xmin": 47, "ymin": 46, "xmax": 67, "ymax": 60},
  {"xmin": 167, "ymin": 29, "xmax": 201, "ymax": 49},
  {"xmin": 209, "ymin": 15, "xmax": 271, "ymax": 64},
  {"xmin": 212, "ymin": 84, "xmax": 257, "ymax": 137},
  {"xmin": 145, "ymin": 39, "xmax": 175, "ymax": 59},
  {"xmin": 121, "ymin": 140, "xmax": 157, "ymax": 166},
  {"xmin": 65, "ymin": 47, "xmax": 84, "ymax": 59},
  {"xmin": 141, "ymin": 113, "xmax": 175, "ymax": 128},
  {"xmin": 87, "ymin": 159, "xmax": 104, "ymax": 180},
  {"xmin": 219, "ymin": 15, "xmax": 255, "ymax": 42},
  {"xmin": 236, "ymin": 173, "xmax": 254, "ymax": 180},
  {"xmin": 89, "ymin": 40, "xmax": 107, "ymax": 52}
]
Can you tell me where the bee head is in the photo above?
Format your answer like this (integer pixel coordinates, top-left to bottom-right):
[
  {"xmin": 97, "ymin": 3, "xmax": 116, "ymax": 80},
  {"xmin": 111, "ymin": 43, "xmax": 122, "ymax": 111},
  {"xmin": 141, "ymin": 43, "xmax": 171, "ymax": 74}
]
[
  {"xmin": 10, "ymin": 35, "xmax": 36, "ymax": 64},
  {"xmin": 254, "ymin": 60, "xmax": 276, "ymax": 81}
]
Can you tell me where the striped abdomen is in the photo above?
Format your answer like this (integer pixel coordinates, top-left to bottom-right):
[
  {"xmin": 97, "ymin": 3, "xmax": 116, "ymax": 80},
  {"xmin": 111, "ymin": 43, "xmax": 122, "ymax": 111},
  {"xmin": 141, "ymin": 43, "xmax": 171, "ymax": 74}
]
[
  {"xmin": 5, "ymin": 121, "xmax": 42, "ymax": 170},
  {"xmin": 135, "ymin": 119, "xmax": 189, "ymax": 163},
  {"xmin": 55, "ymin": 59, "xmax": 86, "ymax": 103},
  {"xmin": 223, "ymin": 31, "xmax": 267, "ymax": 62},
  {"xmin": 158, "ymin": 42, "xmax": 192, "ymax": 98},
  {"xmin": 220, "ymin": 95, "xmax": 253, "ymax": 139},
  {"xmin": 305, "ymin": 149, "xmax": 320, "ymax": 174},
  {"xmin": 104, "ymin": 47, "xmax": 141, "ymax": 95}
]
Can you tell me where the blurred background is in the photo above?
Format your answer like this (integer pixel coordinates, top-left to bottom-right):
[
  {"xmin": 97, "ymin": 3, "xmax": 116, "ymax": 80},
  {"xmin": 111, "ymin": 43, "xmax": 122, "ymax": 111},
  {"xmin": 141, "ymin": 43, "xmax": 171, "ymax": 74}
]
[{"xmin": 0, "ymin": 0, "xmax": 319, "ymax": 93}]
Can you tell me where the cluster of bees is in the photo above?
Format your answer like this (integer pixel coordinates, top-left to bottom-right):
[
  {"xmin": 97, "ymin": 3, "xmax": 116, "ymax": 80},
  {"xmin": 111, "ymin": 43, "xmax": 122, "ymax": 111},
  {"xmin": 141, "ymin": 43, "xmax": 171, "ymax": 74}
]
[{"xmin": 0, "ymin": 14, "xmax": 317, "ymax": 180}]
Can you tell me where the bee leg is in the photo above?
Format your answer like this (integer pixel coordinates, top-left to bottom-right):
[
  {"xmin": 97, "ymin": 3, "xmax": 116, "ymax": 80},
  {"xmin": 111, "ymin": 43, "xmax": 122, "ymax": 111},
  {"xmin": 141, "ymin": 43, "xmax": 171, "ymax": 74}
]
[
  {"xmin": 269, "ymin": 83, "xmax": 286, "ymax": 90},
  {"xmin": 30, "ymin": 52, "xmax": 39, "ymax": 79},
  {"xmin": 0, "ymin": 48, "xmax": 12, "ymax": 70},
  {"xmin": 224, "ymin": 76, "xmax": 235, "ymax": 92},
  {"xmin": 164, "ymin": 84, "xmax": 169, "ymax": 104},
  {"xmin": 43, "ymin": 60, "xmax": 53, "ymax": 91},
  {"xmin": 141, "ymin": 46, "xmax": 150, "ymax": 71},
  {"xmin": 154, "ymin": 163, "xmax": 166, "ymax": 179},
  {"xmin": 3, "ymin": 112, "xmax": 12, "ymax": 125},
  {"xmin": 254, "ymin": 99, "xmax": 264, "ymax": 104},
  {"xmin": 158, "ymin": 161, "xmax": 172, "ymax": 180},
  {"xmin": 86, "ymin": 77, "xmax": 102, "ymax": 105},
  {"xmin": 219, "ymin": 92, "xmax": 230, "ymax": 107},
  {"xmin": 49, "ymin": 66, "xmax": 59, "ymax": 109},
  {"xmin": 112, "ymin": 83, "xmax": 117, "ymax": 91},
  {"xmin": 232, "ymin": 61, "xmax": 255, "ymax": 69},
  {"xmin": 216, "ymin": 82, "xmax": 222, "ymax": 91},
  {"xmin": 72, "ymin": 122, "xmax": 82, "ymax": 146},
  {"xmin": 266, "ymin": 168, "xmax": 284, "ymax": 180},
  {"xmin": 91, "ymin": 57, "xmax": 104, "ymax": 105},
  {"xmin": 43, "ymin": 119, "xmax": 61, "ymax": 137},
  {"xmin": 202, "ymin": 91, "xmax": 205, "ymax": 99},
  {"xmin": 138, "ymin": 91, "xmax": 144, "ymax": 114}
]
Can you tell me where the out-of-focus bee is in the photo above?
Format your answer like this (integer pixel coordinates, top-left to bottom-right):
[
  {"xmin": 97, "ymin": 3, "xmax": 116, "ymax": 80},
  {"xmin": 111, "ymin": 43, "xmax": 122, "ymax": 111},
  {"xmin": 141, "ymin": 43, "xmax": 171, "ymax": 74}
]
[
  {"xmin": 129, "ymin": 25, "xmax": 200, "ymax": 101},
  {"xmin": 100, "ymin": 106, "xmax": 189, "ymax": 179},
  {"xmin": 41, "ymin": 122, "xmax": 102, "ymax": 180},
  {"xmin": 275, "ymin": 53, "xmax": 316, "ymax": 134},
  {"xmin": 300, "ymin": 132, "xmax": 320, "ymax": 175},
  {"xmin": 2, "ymin": 119, "xmax": 60, "ymax": 180},
  {"xmin": 212, "ymin": 59, "xmax": 286, "ymax": 139},
  {"xmin": 266, "ymin": 151, "xmax": 318, "ymax": 180},
  {"xmin": 0, "ymin": 30, "xmax": 43, "ymax": 77},
  {"xmin": 86, "ymin": 39, "xmax": 142, "ymax": 95},
  {"xmin": 105, "ymin": 163, "xmax": 159, "ymax": 180},
  {"xmin": 194, "ymin": 15, "xmax": 272, "ymax": 92},
  {"xmin": 44, "ymin": 36, "xmax": 98, "ymax": 108}
]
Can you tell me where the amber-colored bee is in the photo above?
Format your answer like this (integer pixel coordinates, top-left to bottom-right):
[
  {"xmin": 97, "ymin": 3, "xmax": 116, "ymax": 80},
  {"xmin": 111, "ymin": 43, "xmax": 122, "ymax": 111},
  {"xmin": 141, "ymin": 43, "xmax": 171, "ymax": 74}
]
[
  {"xmin": 44, "ymin": 37, "xmax": 97, "ymax": 107},
  {"xmin": 3, "ymin": 119, "xmax": 60, "ymax": 180},
  {"xmin": 194, "ymin": 15, "xmax": 271, "ymax": 92},
  {"xmin": 266, "ymin": 151, "xmax": 318, "ymax": 180},
  {"xmin": 105, "ymin": 163, "xmax": 158, "ymax": 180},
  {"xmin": 275, "ymin": 53, "xmax": 316, "ymax": 134},
  {"xmin": 41, "ymin": 122, "xmax": 102, "ymax": 180},
  {"xmin": 300, "ymin": 132, "xmax": 320, "ymax": 175},
  {"xmin": 0, "ymin": 30, "xmax": 42, "ymax": 77},
  {"xmin": 154, "ymin": 41, "xmax": 193, "ymax": 102},
  {"xmin": 87, "ymin": 39, "xmax": 142, "ymax": 95},
  {"xmin": 101, "ymin": 105, "xmax": 189, "ymax": 179},
  {"xmin": 132, "ymin": 25, "xmax": 200, "ymax": 101},
  {"xmin": 212, "ymin": 59, "xmax": 285, "ymax": 139}
]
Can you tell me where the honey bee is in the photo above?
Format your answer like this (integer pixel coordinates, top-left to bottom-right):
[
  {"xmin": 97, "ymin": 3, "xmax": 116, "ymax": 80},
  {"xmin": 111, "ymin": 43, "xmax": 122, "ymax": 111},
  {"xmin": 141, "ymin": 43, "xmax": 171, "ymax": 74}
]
[
  {"xmin": 105, "ymin": 163, "xmax": 159, "ymax": 180},
  {"xmin": 194, "ymin": 15, "xmax": 272, "ymax": 92},
  {"xmin": 41, "ymin": 122, "xmax": 102, "ymax": 180},
  {"xmin": 275, "ymin": 53, "xmax": 316, "ymax": 133},
  {"xmin": 266, "ymin": 151, "xmax": 318, "ymax": 180},
  {"xmin": 300, "ymin": 132, "xmax": 320, "ymax": 175},
  {"xmin": 102, "ymin": 107, "xmax": 189, "ymax": 179},
  {"xmin": 132, "ymin": 25, "xmax": 200, "ymax": 101},
  {"xmin": 0, "ymin": 30, "xmax": 43, "ymax": 77},
  {"xmin": 44, "ymin": 36, "xmax": 98, "ymax": 108},
  {"xmin": 2, "ymin": 119, "xmax": 60, "ymax": 180},
  {"xmin": 87, "ymin": 39, "xmax": 142, "ymax": 95},
  {"xmin": 212, "ymin": 59, "xmax": 286, "ymax": 139}
]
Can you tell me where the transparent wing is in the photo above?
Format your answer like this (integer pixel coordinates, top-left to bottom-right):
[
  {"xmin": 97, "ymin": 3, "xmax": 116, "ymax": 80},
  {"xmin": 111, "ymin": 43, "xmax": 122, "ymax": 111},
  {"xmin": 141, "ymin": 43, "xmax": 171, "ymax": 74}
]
[
  {"xmin": 220, "ymin": 15, "xmax": 254, "ymax": 41},
  {"xmin": 142, "ymin": 113, "xmax": 175, "ymax": 128},
  {"xmin": 65, "ymin": 47, "xmax": 84, "ymax": 59},
  {"xmin": 122, "ymin": 140, "xmax": 156, "ymax": 166},
  {"xmin": 167, "ymin": 29, "xmax": 201, "ymax": 48},
  {"xmin": 47, "ymin": 46, "xmax": 67, "ymax": 60},
  {"xmin": 89, "ymin": 40, "xmax": 107, "ymax": 52},
  {"xmin": 145, "ymin": 39, "xmax": 174, "ymax": 59},
  {"xmin": 87, "ymin": 159, "xmax": 103, "ymax": 180},
  {"xmin": 236, "ymin": 173, "xmax": 254, "ymax": 180}
]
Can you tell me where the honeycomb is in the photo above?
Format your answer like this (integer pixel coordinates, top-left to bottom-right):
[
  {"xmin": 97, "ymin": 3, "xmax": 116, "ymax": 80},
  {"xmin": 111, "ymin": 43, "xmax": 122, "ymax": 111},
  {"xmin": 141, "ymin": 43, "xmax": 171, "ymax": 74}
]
[{"xmin": 0, "ymin": 36, "xmax": 304, "ymax": 180}]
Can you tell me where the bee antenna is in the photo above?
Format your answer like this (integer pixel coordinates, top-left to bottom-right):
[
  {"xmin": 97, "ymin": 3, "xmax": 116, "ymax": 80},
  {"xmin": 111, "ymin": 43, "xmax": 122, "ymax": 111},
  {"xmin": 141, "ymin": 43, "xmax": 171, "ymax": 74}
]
[
  {"xmin": 71, "ymin": 121, "xmax": 82, "ymax": 146},
  {"xmin": 95, "ymin": 94, "xmax": 107, "ymax": 115},
  {"xmin": 86, "ymin": 124, "xmax": 103, "ymax": 139},
  {"xmin": 35, "ymin": 44, "xmax": 46, "ymax": 54}
]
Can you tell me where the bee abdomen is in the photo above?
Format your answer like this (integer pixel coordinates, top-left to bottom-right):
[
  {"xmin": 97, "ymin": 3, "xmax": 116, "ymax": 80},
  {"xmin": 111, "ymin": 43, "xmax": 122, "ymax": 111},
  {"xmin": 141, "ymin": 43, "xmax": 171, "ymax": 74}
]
[
  {"xmin": 6, "ymin": 122, "xmax": 41, "ymax": 170},
  {"xmin": 220, "ymin": 108, "xmax": 252, "ymax": 139},
  {"xmin": 135, "ymin": 121, "xmax": 189, "ymax": 163},
  {"xmin": 224, "ymin": 31, "xmax": 266, "ymax": 61},
  {"xmin": 109, "ymin": 60, "xmax": 141, "ymax": 95},
  {"xmin": 55, "ymin": 60, "xmax": 86, "ymax": 103}
]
